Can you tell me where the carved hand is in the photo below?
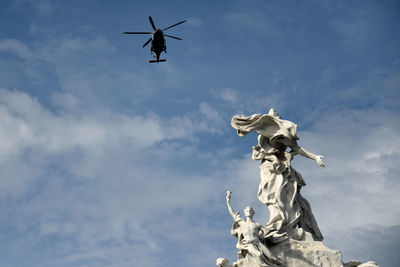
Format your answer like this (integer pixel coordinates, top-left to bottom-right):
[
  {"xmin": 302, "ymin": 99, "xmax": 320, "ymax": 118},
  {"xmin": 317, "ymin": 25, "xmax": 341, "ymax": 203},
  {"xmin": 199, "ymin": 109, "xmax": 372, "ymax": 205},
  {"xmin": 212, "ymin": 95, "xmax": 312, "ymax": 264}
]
[
  {"xmin": 316, "ymin": 155, "xmax": 325, "ymax": 167},
  {"xmin": 226, "ymin": 190, "xmax": 232, "ymax": 202}
]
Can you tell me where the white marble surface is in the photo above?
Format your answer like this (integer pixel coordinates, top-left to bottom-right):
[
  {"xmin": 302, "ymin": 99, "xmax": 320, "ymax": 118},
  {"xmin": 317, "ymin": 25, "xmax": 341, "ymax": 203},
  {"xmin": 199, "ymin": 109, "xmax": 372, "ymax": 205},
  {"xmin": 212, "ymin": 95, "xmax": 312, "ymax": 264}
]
[
  {"xmin": 231, "ymin": 109, "xmax": 324, "ymax": 241},
  {"xmin": 217, "ymin": 109, "xmax": 380, "ymax": 267}
]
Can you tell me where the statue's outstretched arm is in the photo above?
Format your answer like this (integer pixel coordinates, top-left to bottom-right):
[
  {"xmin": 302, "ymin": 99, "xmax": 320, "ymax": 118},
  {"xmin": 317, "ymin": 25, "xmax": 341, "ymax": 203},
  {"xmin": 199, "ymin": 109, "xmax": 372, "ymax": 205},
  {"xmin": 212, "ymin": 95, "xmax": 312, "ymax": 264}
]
[
  {"xmin": 293, "ymin": 145, "xmax": 325, "ymax": 167},
  {"xmin": 225, "ymin": 191, "xmax": 237, "ymax": 218}
]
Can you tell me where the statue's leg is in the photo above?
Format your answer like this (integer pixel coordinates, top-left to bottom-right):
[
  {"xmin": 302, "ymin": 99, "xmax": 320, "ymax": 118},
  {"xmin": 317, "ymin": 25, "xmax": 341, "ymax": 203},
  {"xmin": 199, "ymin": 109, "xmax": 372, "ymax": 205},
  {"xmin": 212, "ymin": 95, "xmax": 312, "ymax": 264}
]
[
  {"xmin": 245, "ymin": 244, "xmax": 270, "ymax": 267},
  {"xmin": 259, "ymin": 242, "xmax": 284, "ymax": 266},
  {"xmin": 258, "ymin": 164, "xmax": 285, "ymax": 228},
  {"xmin": 280, "ymin": 178, "xmax": 302, "ymax": 239}
]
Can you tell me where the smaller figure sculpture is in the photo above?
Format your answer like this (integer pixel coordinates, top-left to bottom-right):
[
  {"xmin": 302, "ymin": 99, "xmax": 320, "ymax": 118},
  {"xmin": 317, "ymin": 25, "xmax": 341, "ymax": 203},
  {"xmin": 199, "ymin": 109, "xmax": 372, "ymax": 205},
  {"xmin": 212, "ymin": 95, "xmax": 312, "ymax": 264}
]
[{"xmin": 225, "ymin": 190, "xmax": 283, "ymax": 267}]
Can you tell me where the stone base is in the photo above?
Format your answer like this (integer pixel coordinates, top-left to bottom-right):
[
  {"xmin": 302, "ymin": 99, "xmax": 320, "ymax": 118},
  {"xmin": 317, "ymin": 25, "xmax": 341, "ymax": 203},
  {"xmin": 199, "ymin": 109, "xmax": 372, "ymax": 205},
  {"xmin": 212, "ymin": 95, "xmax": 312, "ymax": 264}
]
[
  {"xmin": 217, "ymin": 233, "xmax": 379, "ymax": 267},
  {"xmin": 269, "ymin": 238, "xmax": 343, "ymax": 267},
  {"xmin": 343, "ymin": 261, "xmax": 379, "ymax": 267}
]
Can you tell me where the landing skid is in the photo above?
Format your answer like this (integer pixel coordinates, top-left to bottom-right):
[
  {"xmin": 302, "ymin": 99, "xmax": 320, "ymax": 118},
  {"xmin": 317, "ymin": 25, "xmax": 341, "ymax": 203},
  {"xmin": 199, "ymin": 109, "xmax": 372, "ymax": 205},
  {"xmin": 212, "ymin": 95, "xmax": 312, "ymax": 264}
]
[{"xmin": 149, "ymin": 59, "xmax": 166, "ymax": 63}]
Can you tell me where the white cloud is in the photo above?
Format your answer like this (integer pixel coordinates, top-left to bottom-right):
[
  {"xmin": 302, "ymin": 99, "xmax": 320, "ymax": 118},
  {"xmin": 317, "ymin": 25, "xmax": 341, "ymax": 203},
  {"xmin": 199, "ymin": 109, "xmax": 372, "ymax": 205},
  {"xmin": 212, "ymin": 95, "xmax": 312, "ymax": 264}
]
[
  {"xmin": 324, "ymin": 225, "xmax": 400, "ymax": 266},
  {"xmin": 0, "ymin": 87, "xmax": 225, "ymax": 212},
  {"xmin": 186, "ymin": 17, "xmax": 203, "ymax": 27},
  {"xmin": 0, "ymin": 39, "xmax": 33, "ymax": 59},
  {"xmin": 218, "ymin": 88, "xmax": 239, "ymax": 104},
  {"xmin": 292, "ymin": 108, "xmax": 400, "ymax": 230},
  {"xmin": 198, "ymin": 102, "xmax": 225, "ymax": 133},
  {"xmin": 212, "ymin": 86, "xmax": 286, "ymax": 116},
  {"xmin": 0, "ymin": 88, "xmax": 218, "ymax": 163},
  {"xmin": 0, "ymin": 86, "xmax": 245, "ymax": 266}
]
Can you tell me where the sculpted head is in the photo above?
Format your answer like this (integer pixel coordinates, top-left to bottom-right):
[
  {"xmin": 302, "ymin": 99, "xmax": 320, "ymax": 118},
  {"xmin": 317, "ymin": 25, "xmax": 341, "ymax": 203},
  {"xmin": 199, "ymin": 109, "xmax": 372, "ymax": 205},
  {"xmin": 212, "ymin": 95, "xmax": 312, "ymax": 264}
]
[
  {"xmin": 268, "ymin": 108, "xmax": 281, "ymax": 119},
  {"xmin": 244, "ymin": 206, "xmax": 255, "ymax": 217}
]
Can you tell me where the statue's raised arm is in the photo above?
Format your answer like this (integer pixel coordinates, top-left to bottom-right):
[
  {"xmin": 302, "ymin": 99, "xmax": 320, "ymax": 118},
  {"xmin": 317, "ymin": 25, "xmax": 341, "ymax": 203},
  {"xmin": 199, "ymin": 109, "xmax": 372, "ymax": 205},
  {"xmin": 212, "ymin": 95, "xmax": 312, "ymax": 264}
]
[{"xmin": 225, "ymin": 190, "xmax": 237, "ymax": 219}]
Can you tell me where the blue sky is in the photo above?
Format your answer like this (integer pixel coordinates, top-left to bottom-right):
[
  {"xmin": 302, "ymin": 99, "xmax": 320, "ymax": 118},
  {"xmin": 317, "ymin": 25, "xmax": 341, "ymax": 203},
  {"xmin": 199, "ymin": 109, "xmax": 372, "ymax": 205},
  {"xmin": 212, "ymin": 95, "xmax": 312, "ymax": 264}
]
[{"xmin": 0, "ymin": 0, "xmax": 399, "ymax": 266}]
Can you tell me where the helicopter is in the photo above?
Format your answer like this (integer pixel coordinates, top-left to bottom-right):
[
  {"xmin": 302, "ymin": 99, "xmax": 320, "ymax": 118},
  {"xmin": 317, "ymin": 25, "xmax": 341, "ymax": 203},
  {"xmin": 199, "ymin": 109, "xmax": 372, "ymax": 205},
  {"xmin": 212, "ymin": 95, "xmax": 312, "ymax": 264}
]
[{"xmin": 124, "ymin": 16, "xmax": 186, "ymax": 63}]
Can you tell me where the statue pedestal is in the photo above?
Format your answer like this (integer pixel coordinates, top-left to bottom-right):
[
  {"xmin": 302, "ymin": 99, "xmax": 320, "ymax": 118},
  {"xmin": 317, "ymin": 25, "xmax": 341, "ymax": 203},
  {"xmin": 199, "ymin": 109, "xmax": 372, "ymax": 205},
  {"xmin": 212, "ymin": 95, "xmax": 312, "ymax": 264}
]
[
  {"xmin": 219, "ymin": 236, "xmax": 379, "ymax": 267},
  {"xmin": 269, "ymin": 237, "xmax": 343, "ymax": 267}
]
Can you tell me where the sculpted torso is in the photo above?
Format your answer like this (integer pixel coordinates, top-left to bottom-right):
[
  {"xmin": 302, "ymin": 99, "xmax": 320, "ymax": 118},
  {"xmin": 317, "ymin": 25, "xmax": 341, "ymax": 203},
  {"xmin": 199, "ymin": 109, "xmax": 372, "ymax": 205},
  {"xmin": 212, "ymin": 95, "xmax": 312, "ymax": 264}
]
[{"xmin": 240, "ymin": 221, "xmax": 262, "ymax": 243}]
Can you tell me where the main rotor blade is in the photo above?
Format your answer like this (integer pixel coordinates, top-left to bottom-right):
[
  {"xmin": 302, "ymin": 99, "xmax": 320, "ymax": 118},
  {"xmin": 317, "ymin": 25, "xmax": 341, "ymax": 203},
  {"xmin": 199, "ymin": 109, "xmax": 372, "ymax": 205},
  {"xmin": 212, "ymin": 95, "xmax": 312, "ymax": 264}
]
[
  {"xmin": 149, "ymin": 16, "xmax": 157, "ymax": 30},
  {"xmin": 124, "ymin": 32, "xmax": 151, "ymax": 34},
  {"xmin": 165, "ymin": 34, "xmax": 182, "ymax": 40},
  {"xmin": 142, "ymin": 37, "xmax": 152, "ymax": 48},
  {"xmin": 163, "ymin": 20, "xmax": 187, "ymax": 31}
]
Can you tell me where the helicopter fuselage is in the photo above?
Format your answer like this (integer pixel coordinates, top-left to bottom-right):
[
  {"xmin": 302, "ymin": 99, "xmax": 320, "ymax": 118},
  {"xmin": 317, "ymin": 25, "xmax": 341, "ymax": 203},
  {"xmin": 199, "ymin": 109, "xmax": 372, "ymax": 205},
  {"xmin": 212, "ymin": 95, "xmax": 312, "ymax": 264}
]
[{"xmin": 151, "ymin": 29, "xmax": 166, "ymax": 61}]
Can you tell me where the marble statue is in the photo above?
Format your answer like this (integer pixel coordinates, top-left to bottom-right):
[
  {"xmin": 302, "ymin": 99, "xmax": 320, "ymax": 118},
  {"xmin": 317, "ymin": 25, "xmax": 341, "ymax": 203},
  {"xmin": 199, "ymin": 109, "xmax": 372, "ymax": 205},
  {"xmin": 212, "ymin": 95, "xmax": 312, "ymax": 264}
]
[
  {"xmin": 225, "ymin": 190, "xmax": 283, "ymax": 267},
  {"xmin": 231, "ymin": 108, "xmax": 324, "ymax": 242},
  {"xmin": 217, "ymin": 108, "xmax": 380, "ymax": 267}
]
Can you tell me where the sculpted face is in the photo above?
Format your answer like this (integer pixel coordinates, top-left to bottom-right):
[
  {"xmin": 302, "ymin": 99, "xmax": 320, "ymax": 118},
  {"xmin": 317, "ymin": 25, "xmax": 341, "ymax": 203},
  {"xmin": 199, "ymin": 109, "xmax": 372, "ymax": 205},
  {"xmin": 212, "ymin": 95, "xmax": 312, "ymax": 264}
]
[{"xmin": 244, "ymin": 206, "xmax": 255, "ymax": 217}]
